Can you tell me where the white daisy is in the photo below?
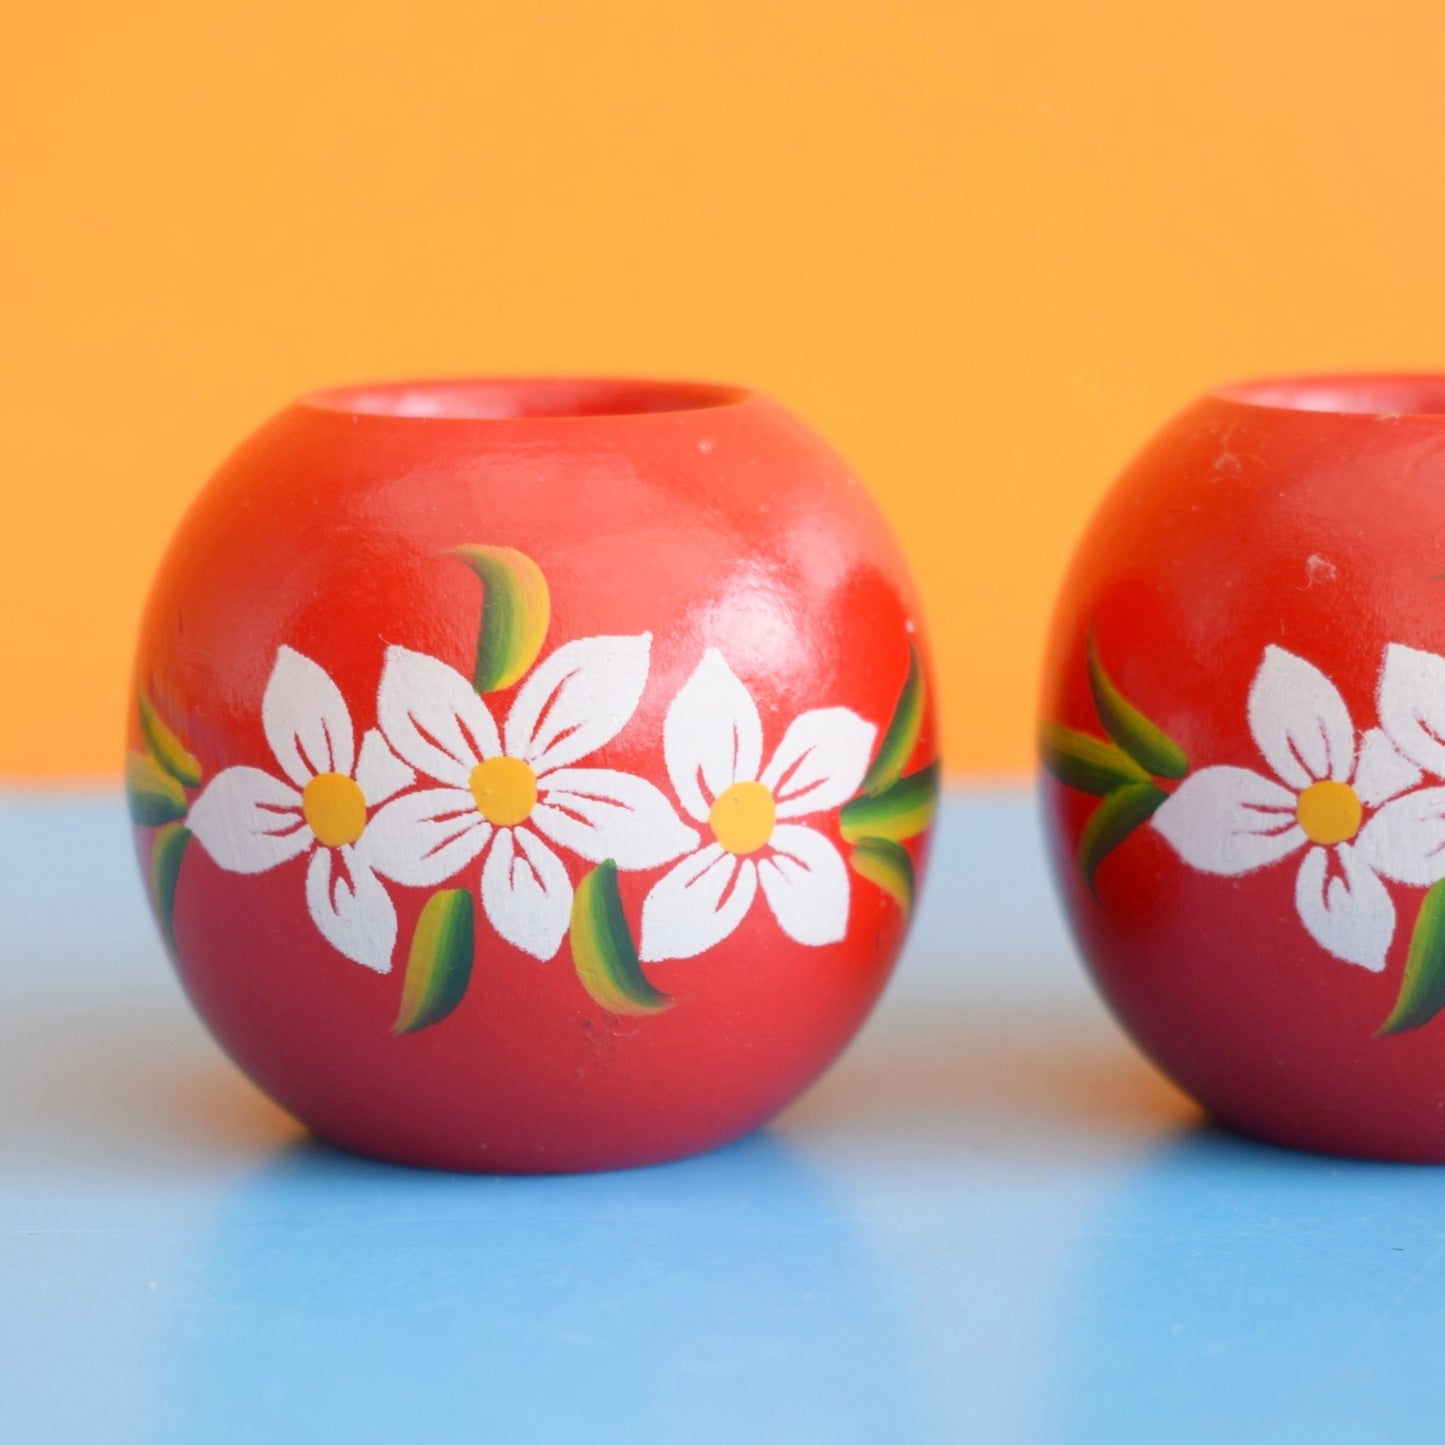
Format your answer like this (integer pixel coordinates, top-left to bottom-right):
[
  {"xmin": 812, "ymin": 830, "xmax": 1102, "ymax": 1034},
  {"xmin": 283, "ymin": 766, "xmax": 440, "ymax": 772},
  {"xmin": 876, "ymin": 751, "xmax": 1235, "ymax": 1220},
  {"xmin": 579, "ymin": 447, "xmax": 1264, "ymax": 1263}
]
[
  {"xmin": 188, "ymin": 647, "xmax": 414, "ymax": 972},
  {"xmin": 1152, "ymin": 643, "xmax": 1445, "ymax": 971},
  {"xmin": 364, "ymin": 635, "xmax": 696, "ymax": 960},
  {"xmin": 640, "ymin": 649, "xmax": 877, "ymax": 961}
]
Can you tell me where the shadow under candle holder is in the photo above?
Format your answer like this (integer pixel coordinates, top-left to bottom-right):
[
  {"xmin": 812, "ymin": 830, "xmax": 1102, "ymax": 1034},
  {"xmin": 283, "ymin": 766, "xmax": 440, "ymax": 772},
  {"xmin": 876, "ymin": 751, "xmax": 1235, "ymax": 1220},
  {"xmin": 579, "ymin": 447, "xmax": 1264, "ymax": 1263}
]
[{"xmin": 138, "ymin": 1131, "xmax": 929, "ymax": 1445}]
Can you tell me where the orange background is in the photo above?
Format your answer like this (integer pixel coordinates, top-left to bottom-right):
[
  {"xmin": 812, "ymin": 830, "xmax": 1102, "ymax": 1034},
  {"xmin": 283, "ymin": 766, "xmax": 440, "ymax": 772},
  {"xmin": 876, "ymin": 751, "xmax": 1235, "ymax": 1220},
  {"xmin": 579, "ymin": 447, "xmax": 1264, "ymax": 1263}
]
[{"xmin": 5, "ymin": 2, "xmax": 1445, "ymax": 782}]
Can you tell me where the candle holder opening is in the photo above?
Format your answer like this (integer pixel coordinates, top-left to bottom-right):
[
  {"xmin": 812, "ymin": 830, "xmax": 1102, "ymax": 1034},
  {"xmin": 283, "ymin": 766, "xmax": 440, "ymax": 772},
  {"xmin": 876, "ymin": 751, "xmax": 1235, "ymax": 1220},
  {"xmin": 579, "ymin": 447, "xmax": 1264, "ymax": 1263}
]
[
  {"xmin": 1213, "ymin": 373, "xmax": 1445, "ymax": 418},
  {"xmin": 301, "ymin": 376, "xmax": 749, "ymax": 421}
]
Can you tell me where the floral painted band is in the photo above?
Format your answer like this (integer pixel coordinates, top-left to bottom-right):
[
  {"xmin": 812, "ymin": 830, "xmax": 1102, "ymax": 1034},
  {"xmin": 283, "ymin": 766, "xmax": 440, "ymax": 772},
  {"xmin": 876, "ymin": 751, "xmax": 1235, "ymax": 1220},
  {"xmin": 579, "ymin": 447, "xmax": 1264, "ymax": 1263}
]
[
  {"xmin": 130, "ymin": 546, "xmax": 937, "ymax": 1033},
  {"xmin": 1043, "ymin": 637, "xmax": 1445, "ymax": 1037}
]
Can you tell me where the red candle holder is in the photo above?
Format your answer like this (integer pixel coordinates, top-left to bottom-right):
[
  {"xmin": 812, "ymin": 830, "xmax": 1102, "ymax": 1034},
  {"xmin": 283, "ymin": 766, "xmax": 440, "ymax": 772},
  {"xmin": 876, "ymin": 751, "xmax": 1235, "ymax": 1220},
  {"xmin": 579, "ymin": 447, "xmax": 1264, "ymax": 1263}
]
[
  {"xmin": 1041, "ymin": 373, "xmax": 1445, "ymax": 1161},
  {"xmin": 128, "ymin": 377, "xmax": 938, "ymax": 1172}
]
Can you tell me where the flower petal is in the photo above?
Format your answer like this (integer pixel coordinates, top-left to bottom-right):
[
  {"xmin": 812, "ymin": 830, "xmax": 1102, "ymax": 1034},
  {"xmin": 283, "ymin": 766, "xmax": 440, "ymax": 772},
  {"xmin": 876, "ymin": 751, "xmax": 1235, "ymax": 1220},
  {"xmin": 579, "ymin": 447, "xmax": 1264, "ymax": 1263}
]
[
  {"xmin": 757, "ymin": 824, "xmax": 851, "ymax": 946},
  {"xmin": 305, "ymin": 845, "xmax": 397, "ymax": 973},
  {"xmin": 640, "ymin": 844, "xmax": 756, "ymax": 962},
  {"xmin": 481, "ymin": 827, "xmax": 572, "ymax": 960},
  {"xmin": 1355, "ymin": 786, "xmax": 1445, "ymax": 886},
  {"xmin": 354, "ymin": 727, "xmax": 415, "ymax": 806},
  {"xmin": 1151, "ymin": 766, "xmax": 1304, "ymax": 875},
  {"xmin": 506, "ymin": 633, "xmax": 653, "ymax": 776},
  {"xmin": 531, "ymin": 767, "xmax": 699, "ymax": 869},
  {"xmin": 662, "ymin": 649, "xmax": 764, "ymax": 823},
  {"xmin": 1247, "ymin": 644, "xmax": 1355, "ymax": 788},
  {"xmin": 1352, "ymin": 726, "xmax": 1421, "ymax": 808},
  {"xmin": 376, "ymin": 646, "xmax": 500, "ymax": 786},
  {"xmin": 1378, "ymin": 642, "xmax": 1445, "ymax": 778},
  {"xmin": 1294, "ymin": 845, "xmax": 1395, "ymax": 972},
  {"xmin": 263, "ymin": 646, "xmax": 355, "ymax": 787},
  {"xmin": 363, "ymin": 787, "xmax": 491, "ymax": 887},
  {"xmin": 188, "ymin": 766, "xmax": 310, "ymax": 874},
  {"xmin": 761, "ymin": 708, "xmax": 879, "ymax": 819}
]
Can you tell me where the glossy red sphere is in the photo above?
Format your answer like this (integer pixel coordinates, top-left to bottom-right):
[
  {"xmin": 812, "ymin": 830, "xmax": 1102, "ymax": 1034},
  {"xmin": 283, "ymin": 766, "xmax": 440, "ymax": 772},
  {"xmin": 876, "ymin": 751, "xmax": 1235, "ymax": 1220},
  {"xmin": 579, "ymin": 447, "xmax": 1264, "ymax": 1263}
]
[
  {"xmin": 1041, "ymin": 374, "xmax": 1445, "ymax": 1161},
  {"xmin": 129, "ymin": 378, "xmax": 937, "ymax": 1172}
]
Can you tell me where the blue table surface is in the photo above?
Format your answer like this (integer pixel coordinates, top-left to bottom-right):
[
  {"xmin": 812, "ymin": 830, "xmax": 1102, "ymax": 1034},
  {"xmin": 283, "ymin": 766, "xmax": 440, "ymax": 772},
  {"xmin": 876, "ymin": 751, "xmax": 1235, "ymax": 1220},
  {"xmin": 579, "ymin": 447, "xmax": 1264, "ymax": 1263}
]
[{"xmin": 4, "ymin": 790, "xmax": 1443, "ymax": 1444}]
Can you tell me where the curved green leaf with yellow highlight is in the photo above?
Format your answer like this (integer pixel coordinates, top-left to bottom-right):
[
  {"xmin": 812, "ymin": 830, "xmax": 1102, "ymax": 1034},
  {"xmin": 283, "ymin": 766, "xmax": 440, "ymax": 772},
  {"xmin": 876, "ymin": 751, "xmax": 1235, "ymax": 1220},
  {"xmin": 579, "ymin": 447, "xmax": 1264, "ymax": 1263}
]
[
  {"xmin": 452, "ymin": 545, "xmax": 551, "ymax": 693},
  {"xmin": 840, "ymin": 761, "xmax": 940, "ymax": 844},
  {"xmin": 1087, "ymin": 638, "xmax": 1188, "ymax": 780},
  {"xmin": 138, "ymin": 692, "xmax": 202, "ymax": 788},
  {"xmin": 1079, "ymin": 782, "xmax": 1167, "ymax": 893},
  {"xmin": 849, "ymin": 837, "xmax": 915, "ymax": 917},
  {"xmin": 126, "ymin": 750, "xmax": 187, "ymax": 826},
  {"xmin": 1378, "ymin": 880, "xmax": 1445, "ymax": 1036},
  {"xmin": 150, "ymin": 823, "xmax": 191, "ymax": 950},
  {"xmin": 394, "ymin": 889, "xmax": 475, "ymax": 1034},
  {"xmin": 1039, "ymin": 722, "xmax": 1149, "ymax": 796},
  {"xmin": 571, "ymin": 860, "xmax": 672, "ymax": 1015},
  {"xmin": 859, "ymin": 645, "xmax": 925, "ymax": 796}
]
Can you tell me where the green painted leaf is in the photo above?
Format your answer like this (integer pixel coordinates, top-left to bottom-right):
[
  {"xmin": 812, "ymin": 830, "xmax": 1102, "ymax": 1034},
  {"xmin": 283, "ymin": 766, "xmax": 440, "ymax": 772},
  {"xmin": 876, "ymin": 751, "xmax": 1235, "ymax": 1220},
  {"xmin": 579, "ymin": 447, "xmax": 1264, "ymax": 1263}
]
[
  {"xmin": 1087, "ymin": 638, "xmax": 1189, "ymax": 780},
  {"xmin": 570, "ymin": 860, "xmax": 672, "ymax": 1015},
  {"xmin": 394, "ymin": 889, "xmax": 475, "ymax": 1034},
  {"xmin": 149, "ymin": 823, "xmax": 191, "ymax": 950},
  {"xmin": 138, "ymin": 692, "xmax": 202, "ymax": 788},
  {"xmin": 1378, "ymin": 879, "xmax": 1445, "ymax": 1036},
  {"xmin": 126, "ymin": 750, "xmax": 187, "ymax": 826},
  {"xmin": 849, "ymin": 837, "xmax": 915, "ymax": 917},
  {"xmin": 1039, "ymin": 722, "xmax": 1149, "ymax": 795},
  {"xmin": 1079, "ymin": 782, "xmax": 1167, "ymax": 893},
  {"xmin": 452, "ymin": 544, "xmax": 551, "ymax": 693},
  {"xmin": 839, "ymin": 761, "xmax": 940, "ymax": 844},
  {"xmin": 859, "ymin": 645, "xmax": 925, "ymax": 795}
]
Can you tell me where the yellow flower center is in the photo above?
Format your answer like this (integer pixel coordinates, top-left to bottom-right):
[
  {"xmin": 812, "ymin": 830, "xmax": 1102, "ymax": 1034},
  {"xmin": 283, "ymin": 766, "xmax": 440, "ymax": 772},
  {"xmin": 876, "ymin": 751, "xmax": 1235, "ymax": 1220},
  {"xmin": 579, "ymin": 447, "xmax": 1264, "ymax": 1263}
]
[
  {"xmin": 469, "ymin": 756, "xmax": 538, "ymax": 827},
  {"xmin": 1295, "ymin": 779, "xmax": 1363, "ymax": 846},
  {"xmin": 301, "ymin": 772, "xmax": 368, "ymax": 848},
  {"xmin": 709, "ymin": 780, "xmax": 777, "ymax": 856}
]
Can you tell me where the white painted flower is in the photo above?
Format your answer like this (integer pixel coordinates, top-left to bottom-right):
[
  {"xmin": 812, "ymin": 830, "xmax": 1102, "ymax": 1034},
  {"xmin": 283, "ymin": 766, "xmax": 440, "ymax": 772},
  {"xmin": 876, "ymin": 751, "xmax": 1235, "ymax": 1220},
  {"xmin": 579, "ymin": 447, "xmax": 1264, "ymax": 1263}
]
[
  {"xmin": 1152, "ymin": 643, "xmax": 1445, "ymax": 971},
  {"xmin": 188, "ymin": 647, "xmax": 416, "ymax": 973},
  {"xmin": 639, "ymin": 649, "xmax": 878, "ymax": 961},
  {"xmin": 364, "ymin": 635, "xmax": 697, "ymax": 960}
]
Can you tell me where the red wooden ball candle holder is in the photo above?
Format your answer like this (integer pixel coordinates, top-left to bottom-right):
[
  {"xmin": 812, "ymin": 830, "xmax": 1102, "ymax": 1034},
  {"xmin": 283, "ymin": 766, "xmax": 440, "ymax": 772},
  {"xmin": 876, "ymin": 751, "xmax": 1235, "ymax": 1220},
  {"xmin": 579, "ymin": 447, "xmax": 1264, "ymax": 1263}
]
[
  {"xmin": 1041, "ymin": 373, "xmax": 1445, "ymax": 1161},
  {"xmin": 128, "ymin": 377, "xmax": 938, "ymax": 1172}
]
